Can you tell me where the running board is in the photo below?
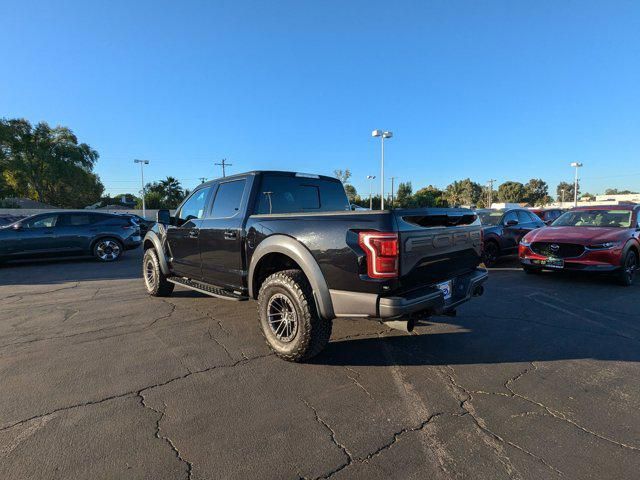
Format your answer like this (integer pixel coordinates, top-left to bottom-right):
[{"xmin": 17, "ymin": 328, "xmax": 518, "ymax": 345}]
[{"xmin": 167, "ymin": 277, "xmax": 248, "ymax": 301}]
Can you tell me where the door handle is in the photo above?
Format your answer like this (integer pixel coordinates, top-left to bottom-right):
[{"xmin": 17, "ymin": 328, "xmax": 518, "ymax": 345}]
[
  {"xmin": 224, "ymin": 230, "xmax": 237, "ymax": 240},
  {"xmin": 188, "ymin": 229, "xmax": 199, "ymax": 238}
]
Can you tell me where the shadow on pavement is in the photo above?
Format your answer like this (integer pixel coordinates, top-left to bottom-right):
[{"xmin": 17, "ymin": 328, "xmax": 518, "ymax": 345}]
[
  {"xmin": 0, "ymin": 250, "xmax": 143, "ymax": 286},
  {"xmin": 314, "ymin": 315, "xmax": 640, "ymax": 367}
]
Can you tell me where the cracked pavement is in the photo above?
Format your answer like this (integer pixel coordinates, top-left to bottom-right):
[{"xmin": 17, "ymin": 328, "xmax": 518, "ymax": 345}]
[{"xmin": 1, "ymin": 253, "xmax": 639, "ymax": 479}]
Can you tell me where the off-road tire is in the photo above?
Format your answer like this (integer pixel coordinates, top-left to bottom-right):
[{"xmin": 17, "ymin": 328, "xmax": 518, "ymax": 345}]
[
  {"xmin": 258, "ymin": 269, "xmax": 332, "ymax": 362},
  {"xmin": 93, "ymin": 237, "xmax": 123, "ymax": 262},
  {"xmin": 143, "ymin": 248, "xmax": 175, "ymax": 297},
  {"xmin": 617, "ymin": 249, "xmax": 638, "ymax": 287}
]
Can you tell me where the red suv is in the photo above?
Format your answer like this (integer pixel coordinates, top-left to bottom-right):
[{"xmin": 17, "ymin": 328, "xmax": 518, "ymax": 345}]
[{"xmin": 519, "ymin": 205, "xmax": 640, "ymax": 285}]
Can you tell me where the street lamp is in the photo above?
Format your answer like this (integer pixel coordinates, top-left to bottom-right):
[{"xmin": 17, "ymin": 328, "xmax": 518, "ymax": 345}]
[
  {"xmin": 366, "ymin": 175, "xmax": 376, "ymax": 209},
  {"xmin": 134, "ymin": 159, "xmax": 150, "ymax": 218},
  {"xmin": 570, "ymin": 162, "xmax": 583, "ymax": 207},
  {"xmin": 372, "ymin": 130, "xmax": 393, "ymax": 210}
]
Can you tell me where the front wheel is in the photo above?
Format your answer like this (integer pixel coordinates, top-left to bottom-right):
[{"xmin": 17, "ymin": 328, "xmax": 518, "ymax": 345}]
[
  {"xmin": 93, "ymin": 238, "xmax": 123, "ymax": 262},
  {"xmin": 143, "ymin": 248, "xmax": 175, "ymax": 296},
  {"xmin": 258, "ymin": 269, "xmax": 332, "ymax": 362},
  {"xmin": 618, "ymin": 250, "xmax": 638, "ymax": 286}
]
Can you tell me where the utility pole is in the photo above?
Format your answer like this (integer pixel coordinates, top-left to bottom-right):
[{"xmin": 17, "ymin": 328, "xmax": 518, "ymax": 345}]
[
  {"xmin": 215, "ymin": 158, "xmax": 232, "ymax": 177},
  {"xmin": 390, "ymin": 176, "xmax": 397, "ymax": 209},
  {"xmin": 561, "ymin": 189, "xmax": 565, "ymax": 207},
  {"xmin": 199, "ymin": 177, "xmax": 207, "ymax": 184},
  {"xmin": 486, "ymin": 179, "xmax": 496, "ymax": 208}
]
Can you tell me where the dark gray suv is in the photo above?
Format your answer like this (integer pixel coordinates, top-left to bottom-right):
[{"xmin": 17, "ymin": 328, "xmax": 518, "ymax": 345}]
[{"xmin": 0, "ymin": 211, "xmax": 142, "ymax": 263}]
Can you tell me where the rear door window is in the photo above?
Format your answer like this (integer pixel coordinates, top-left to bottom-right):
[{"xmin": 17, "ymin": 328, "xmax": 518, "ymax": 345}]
[
  {"xmin": 210, "ymin": 180, "xmax": 246, "ymax": 218},
  {"xmin": 503, "ymin": 211, "xmax": 518, "ymax": 225},
  {"xmin": 517, "ymin": 211, "xmax": 531, "ymax": 224},
  {"xmin": 60, "ymin": 213, "xmax": 92, "ymax": 226}
]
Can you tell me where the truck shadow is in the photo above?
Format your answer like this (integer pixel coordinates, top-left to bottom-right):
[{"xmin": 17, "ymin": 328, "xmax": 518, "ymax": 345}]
[{"xmin": 315, "ymin": 316, "xmax": 640, "ymax": 367}]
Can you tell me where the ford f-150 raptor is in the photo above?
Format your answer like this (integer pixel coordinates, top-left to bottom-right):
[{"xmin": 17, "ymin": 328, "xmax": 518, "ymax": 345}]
[{"xmin": 142, "ymin": 171, "xmax": 487, "ymax": 361}]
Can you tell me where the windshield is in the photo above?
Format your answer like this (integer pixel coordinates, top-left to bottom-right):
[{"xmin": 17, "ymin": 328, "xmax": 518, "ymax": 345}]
[
  {"xmin": 552, "ymin": 210, "xmax": 632, "ymax": 228},
  {"xmin": 477, "ymin": 211, "xmax": 504, "ymax": 226}
]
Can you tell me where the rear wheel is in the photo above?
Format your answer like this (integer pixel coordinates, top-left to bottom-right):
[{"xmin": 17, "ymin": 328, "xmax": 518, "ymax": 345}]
[
  {"xmin": 258, "ymin": 269, "xmax": 332, "ymax": 362},
  {"xmin": 618, "ymin": 250, "xmax": 638, "ymax": 286},
  {"xmin": 143, "ymin": 248, "xmax": 175, "ymax": 296},
  {"xmin": 93, "ymin": 238, "xmax": 123, "ymax": 262},
  {"xmin": 482, "ymin": 241, "xmax": 500, "ymax": 267}
]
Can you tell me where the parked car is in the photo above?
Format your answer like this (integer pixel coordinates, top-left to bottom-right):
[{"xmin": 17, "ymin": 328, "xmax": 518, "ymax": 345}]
[
  {"xmin": 0, "ymin": 211, "xmax": 142, "ymax": 263},
  {"xmin": 529, "ymin": 208, "xmax": 565, "ymax": 225},
  {"xmin": 142, "ymin": 171, "xmax": 488, "ymax": 362},
  {"xmin": 476, "ymin": 208, "xmax": 546, "ymax": 266},
  {"xmin": 0, "ymin": 214, "xmax": 26, "ymax": 227},
  {"xmin": 118, "ymin": 213, "xmax": 155, "ymax": 235},
  {"xmin": 519, "ymin": 205, "xmax": 640, "ymax": 285}
]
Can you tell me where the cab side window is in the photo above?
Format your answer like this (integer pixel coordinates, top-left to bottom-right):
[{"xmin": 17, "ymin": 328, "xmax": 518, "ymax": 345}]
[{"xmin": 177, "ymin": 187, "xmax": 213, "ymax": 224}]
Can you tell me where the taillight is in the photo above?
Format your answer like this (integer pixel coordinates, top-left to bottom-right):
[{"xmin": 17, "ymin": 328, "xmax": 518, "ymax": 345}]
[{"xmin": 358, "ymin": 231, "xmax": 399, "ymax": 279}]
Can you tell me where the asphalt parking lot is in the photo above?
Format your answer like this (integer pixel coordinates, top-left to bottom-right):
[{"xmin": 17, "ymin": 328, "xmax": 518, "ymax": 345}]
[{"xmin": 1, "ymin": 251, "xmax": 639, "ymax": 480}]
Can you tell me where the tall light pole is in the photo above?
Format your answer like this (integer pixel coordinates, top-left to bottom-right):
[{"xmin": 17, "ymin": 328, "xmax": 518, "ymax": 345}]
[
  {"xmin": 366, "ymin": 175, "xmax": 376, "ymax": 210},
  {"xmin": 134, "ymin": 159, "xmax": 150, "ymax": 218},
  {"xmin": 570, "ymin": 162, "xmax": 583, "ymax": 207},
  {"xmin": 487, "ymin": 179, "xmax": 496, "ymax": 208},
  {"xmin": 372, "ymin": 130, "xmax": 393, "ymax": 210},
  {"xmin": 561, "ymin": 188, "xmax": 566, "ymax": 207}
]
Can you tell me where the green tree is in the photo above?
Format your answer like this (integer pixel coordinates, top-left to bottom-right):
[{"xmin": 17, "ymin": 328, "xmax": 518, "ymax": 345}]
[
  {"xmin": 395, "ymin": 182, "xmax": 414, "ymax": 208},
  {"xmin": 556, "ymin": 181, "xmax": 579, "ymax": 202},
  {"xmin": 145, "ymin": 176, "xmax": 186, "ymax": 208},
  {"xmin": 333, "ymin": 169, "xmax": 352, "ymax": 185},
  {"xmin": 344, "ymin": 184, "xmax": 358, "ymax": 203},
  {"xmin": 580, "ymin": 192, "xmax": 596, "ymax": 201},
  {"xmin": 524, "ymin": 178, "xmax": 549, "ymax": 206},
  {"xmin": 497, "ymin": 181, "xmax": 526, "ymax": 203},
  {"xmin": 0, "ymin": 118, "xmax": 104, "ymax": 207},
  {"xmin": 445, "ymin": 179, "xmax": 482, "ymax": 206}
]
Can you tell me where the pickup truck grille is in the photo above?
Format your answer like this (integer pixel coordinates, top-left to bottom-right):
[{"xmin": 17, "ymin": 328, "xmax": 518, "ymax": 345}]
[{"xmin": 530, "ymin": 242, "xmax": 585, "ymax": 258}]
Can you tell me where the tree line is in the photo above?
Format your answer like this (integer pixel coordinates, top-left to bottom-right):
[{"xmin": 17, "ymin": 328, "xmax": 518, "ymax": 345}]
[{"xmin": 337, "ymin": 169, "xmax": 623, "ymax": 209}]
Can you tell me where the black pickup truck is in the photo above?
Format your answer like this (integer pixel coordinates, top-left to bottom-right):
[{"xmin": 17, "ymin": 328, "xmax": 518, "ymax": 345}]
[{"xmin": 142, "ymin": 171, "xmax": 487, "ymax": 361}]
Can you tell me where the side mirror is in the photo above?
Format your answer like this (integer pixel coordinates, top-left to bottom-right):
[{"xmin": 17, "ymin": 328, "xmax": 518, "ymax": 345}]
[
  {"xmin": 505, "ymin": 219, "xmax": 518, "ymax": 227},
  {"xmin": 156, "ymin": 209, "xmax": 171, "ymax": 224}
]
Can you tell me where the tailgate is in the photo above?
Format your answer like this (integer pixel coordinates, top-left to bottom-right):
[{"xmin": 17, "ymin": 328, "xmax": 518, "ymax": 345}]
[{"xmin": 394, "ymin": 208, "xmax": 482, "ymax": 288}]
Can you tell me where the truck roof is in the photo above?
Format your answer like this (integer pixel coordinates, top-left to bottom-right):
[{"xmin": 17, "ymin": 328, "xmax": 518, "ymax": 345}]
[{"xmin": 199, "ymin": 170, "xmax": 341, "ymax": 188}]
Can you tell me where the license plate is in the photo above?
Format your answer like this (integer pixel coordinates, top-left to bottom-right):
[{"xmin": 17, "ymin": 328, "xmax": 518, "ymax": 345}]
[
  {"xmin": 437, "ymin": 280, "xmax": 453, "ymax": 300},
  {"xmin": 534, "ymin": 258, "xmax": 564, "ymax": 269}
]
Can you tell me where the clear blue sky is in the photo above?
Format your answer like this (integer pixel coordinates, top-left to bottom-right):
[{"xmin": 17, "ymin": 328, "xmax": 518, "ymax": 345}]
[{"xmin": 2, "ymin": 0, "xmax": 639, "ymax": 197}]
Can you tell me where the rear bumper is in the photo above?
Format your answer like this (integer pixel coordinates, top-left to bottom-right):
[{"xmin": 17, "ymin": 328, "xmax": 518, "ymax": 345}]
[{"xmin": 329, "ymin": 268, "xmax": 488, "ymax": 320}]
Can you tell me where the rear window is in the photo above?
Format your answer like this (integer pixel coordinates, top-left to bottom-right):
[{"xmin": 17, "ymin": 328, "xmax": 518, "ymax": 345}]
[{"xmin": 253, "ymin": 174, "xmax": 350, "ymax": 214}]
